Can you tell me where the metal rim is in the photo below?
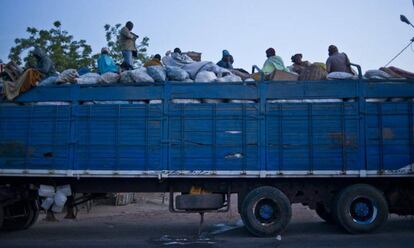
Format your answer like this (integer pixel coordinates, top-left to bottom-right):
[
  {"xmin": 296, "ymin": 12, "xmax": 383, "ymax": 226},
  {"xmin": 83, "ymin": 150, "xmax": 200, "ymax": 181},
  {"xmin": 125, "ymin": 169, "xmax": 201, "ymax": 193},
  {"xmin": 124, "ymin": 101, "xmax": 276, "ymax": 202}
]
[
  {"xmin": 348, "ymin": 197, "xmax": 378, "ymax": 225},
  {"xmin": 252, "ymin": 197, "xmax": 280, "ymax": 226}
]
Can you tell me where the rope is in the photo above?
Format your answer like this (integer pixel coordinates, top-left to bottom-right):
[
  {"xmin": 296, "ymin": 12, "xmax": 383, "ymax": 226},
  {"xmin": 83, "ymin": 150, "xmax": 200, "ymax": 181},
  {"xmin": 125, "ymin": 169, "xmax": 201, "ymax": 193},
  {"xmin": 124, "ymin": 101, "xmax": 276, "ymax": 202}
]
[{"xmin": 384, "ymin": 38, "xmax": 414, "ymax": 67}]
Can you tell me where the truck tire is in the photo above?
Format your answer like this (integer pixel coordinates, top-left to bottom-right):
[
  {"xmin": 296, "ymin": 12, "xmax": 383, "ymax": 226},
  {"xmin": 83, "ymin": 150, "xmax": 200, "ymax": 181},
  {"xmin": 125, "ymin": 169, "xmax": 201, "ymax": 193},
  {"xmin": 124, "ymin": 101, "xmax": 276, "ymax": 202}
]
[
  {"xmin": 333, "ymin": 184, "xmax": 388, "ymax": 234},
  {"xmin": 315, "ymin": 203, "xmax": 335, "ymax": 224},
  {"xmin": 241, "ymin": 186, "xmax": 292, "ymax": 237},
  {"xmin": 25, "ymin": 200, "xmax": 40, "ymax": 229},
  {"xmin": 1, "ymin": 200, "xmax": 37, "ymax": 231}
]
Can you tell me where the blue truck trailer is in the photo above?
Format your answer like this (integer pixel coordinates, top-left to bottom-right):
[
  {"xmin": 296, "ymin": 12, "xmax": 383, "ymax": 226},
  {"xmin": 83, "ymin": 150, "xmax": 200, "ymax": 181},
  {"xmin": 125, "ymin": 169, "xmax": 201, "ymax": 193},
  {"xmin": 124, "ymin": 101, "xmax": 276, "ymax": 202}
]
[{"xmin": 1, "ymin": 74, "xmax": 414, "ymax": 236}]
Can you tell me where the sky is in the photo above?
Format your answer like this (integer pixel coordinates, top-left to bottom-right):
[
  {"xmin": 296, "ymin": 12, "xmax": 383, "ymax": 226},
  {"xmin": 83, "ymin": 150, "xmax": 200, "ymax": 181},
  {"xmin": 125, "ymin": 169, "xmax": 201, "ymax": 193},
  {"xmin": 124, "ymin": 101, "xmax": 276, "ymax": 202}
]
[{"xmin": 0, "ymin": 0, "xmax": 413, "ymax": 71}]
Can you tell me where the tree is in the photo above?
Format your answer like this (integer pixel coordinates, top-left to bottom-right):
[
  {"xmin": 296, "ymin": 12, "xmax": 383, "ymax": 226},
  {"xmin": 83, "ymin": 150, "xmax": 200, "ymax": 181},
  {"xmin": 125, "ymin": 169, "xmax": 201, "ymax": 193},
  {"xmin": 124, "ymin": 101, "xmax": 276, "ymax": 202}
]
[
  {"xmin": 8, "ymin": 21, "xmax": 94, "ymax": 72},
  {"xmin": 103, "ymin": 24, "xmax": 150, "ymax": 66}
]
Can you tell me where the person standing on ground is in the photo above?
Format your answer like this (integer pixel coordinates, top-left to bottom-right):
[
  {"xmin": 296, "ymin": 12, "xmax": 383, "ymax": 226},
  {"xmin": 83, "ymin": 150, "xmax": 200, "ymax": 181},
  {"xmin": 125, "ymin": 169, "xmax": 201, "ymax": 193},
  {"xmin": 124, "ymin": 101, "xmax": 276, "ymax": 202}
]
[
  {"xmin": 119, "ymin": 21, "xmax": 138, "ymax": 69},
  {"xmin": 326, "ymin": 45, "xmax": 354, "ymax": 74}
]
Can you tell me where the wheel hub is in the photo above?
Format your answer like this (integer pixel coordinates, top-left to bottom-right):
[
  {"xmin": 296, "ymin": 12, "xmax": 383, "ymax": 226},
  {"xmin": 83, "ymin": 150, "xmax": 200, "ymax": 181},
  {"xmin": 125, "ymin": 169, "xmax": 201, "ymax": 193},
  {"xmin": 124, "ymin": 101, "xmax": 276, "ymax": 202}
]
[
  {"xmin": 254, "ymin": 199, "xmax": 279, "ymax": 225},
  {"xmin": 349, "ymin": 197, "xmax": 378, "ymax": 225}
]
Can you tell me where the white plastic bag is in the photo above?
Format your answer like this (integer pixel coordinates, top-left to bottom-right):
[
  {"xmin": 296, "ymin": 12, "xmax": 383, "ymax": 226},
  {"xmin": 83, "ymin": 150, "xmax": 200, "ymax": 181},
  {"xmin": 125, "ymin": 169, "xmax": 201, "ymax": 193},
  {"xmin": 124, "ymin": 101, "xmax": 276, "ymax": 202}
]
[
  {"xmin": 202, "ymin": 99, "xmax": 224, "ymax": 104},
  {"xmin": 129, "ymin": 68, "xmax": 154, "ymax": 83},
  {"xmin": 166, "ymin": 66, "xmax": 189, "ymax": 81},
  {"xmin": 77, "ymin": 73, "xmax": 103, "ymax": 84},
  {"xmin": 149, "ymin": 100, "xmax": 162, "ymax": 104},
  {"xmin": 195, "ymin": 71, "xmax": 217, "ymax": 82},
  {"xmin": 101, "ymin": 72, "xmax": 120, "ymax": 84},
  {"xmin": 56, "ymin": 185, "xmax": 72, "ymax": 196},
  {"xmin": 327, "ymin": 72, "xmax": 356, "ymax": 80},
  {"xmin": 52, "ymin": 191, "xmax": 67, "ymax": 213},
  {"xmin": 39, "ymin": 185, "xmax": 55, "ymax": 197},
  {"xmin": 230, "ymin": 100, "xmax": 255, "ymax": 103},
  {"xmin": 215, "ymin": 75, "xmax": 242, "ymax": 83},
  {"xmin": 172, "ymin": 99, "xmax": 201, "ymax": 104},
  {"xmin": 41, "ymin": 197, "xmax": 54, "ymax": 210},
  {"xmin": 146, "ymin": 66, "xmax": 166, "ymax": 82},
  {"xmin": 39, "ymin": 76, "xmax": 58, "ymax": 86},
  {"xmin": 120, "ymin": 71, "xmax": 133, "ymax": 83},
  {"xmin": 364, "ymin": 70, "xmax": 391, "ymax": 80},
  {"xmin": 56, "ymin": 69, "xmax": 78, "ymax": 83}
]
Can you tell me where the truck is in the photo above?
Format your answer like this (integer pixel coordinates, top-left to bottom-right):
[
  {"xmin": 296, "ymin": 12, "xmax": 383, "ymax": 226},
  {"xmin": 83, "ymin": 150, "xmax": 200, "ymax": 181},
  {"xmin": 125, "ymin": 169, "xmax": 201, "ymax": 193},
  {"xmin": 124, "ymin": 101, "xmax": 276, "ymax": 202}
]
[{"xmin": 1, "ymin": 67, "xmax": 414, "ymax": 237}]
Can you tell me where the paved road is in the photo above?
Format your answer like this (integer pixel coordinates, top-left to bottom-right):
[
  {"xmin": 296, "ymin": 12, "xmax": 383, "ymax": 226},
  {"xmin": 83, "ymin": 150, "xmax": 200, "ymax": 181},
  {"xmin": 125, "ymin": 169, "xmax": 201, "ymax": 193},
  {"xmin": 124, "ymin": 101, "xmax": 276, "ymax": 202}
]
[{"xmin": 1, "ymin": 199, "xmax": 413, "ymax": 248}]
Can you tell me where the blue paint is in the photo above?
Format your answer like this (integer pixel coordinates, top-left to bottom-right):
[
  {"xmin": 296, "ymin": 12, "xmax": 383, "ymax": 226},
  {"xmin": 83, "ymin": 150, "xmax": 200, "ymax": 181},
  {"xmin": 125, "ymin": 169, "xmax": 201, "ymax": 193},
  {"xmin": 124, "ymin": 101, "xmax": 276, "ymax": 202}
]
[{"xmin": 0, "ymin": 79, "xmax": 413, "ymax": 176}]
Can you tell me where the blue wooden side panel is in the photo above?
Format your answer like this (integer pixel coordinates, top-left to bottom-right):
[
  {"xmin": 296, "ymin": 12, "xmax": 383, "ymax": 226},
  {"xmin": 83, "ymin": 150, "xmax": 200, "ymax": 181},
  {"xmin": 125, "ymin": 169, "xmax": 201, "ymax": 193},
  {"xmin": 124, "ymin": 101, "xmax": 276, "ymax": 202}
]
[
  {"xmin": 266, "ymin": 102, "xmax": 359, "ymax": 172},
  {"xmin": 366, "ymin": 101, "xmax": 414, "ymax": 171},
  {"xmin": 168, "ymin": 103, "xmax": 259, "ymax": 171},
  {"xmin": 0, "ymin": 105, "xmax": 71, "ymax": 170},
  {"xmin": 1, "ymin": 80, "xmax": 413, "ymax": 177},
  {"xmin": 74, "ymin": 104, "xmax": 163, "ymax": 171}
]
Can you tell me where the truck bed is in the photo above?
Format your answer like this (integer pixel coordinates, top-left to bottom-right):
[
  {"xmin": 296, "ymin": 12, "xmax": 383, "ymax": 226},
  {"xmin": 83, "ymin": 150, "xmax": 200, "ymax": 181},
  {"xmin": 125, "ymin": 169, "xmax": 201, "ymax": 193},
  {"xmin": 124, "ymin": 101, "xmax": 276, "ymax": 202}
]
[{"xmin": 1, "ymin": 80, "xmax": 413, "ymax": 179}]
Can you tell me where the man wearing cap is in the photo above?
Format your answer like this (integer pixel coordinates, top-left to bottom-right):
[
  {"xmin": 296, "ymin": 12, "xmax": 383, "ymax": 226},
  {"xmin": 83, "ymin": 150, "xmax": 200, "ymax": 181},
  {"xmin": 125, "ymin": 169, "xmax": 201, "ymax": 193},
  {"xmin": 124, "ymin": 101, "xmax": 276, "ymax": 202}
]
[
  {"xmin": 216, "ymin": 50, "xmax": 234, "ymax": 69},
  {"xmin": 119, "ymin": 21, "xmax": 139, "ymax": 68},
  {"xmin": 97, "ymin": 47, "xmax": 119, "ymax": 74},
  {"xmin": 262, "ymin": 48, "xmax": 288, "ymax": 74}
]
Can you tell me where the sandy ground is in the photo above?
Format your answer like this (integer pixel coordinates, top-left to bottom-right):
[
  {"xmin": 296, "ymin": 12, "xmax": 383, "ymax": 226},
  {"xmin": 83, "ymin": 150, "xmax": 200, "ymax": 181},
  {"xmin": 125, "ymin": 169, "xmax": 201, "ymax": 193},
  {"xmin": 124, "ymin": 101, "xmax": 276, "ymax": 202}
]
[{"xmin": 1, "ymin": 193, "xmax": 414, "ymax": 248}]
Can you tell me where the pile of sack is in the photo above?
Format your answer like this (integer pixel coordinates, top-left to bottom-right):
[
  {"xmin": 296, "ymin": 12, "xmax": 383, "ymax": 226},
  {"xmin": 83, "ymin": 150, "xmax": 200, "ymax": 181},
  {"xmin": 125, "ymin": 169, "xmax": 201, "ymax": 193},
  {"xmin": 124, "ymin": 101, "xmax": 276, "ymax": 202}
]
[
  {"xmin": 364, "ymin": 66, "xmax": 414, "ymax": 80},
  {"xmin": 38, "ymin": 65, "xmax": 244, "ymax": 87}
]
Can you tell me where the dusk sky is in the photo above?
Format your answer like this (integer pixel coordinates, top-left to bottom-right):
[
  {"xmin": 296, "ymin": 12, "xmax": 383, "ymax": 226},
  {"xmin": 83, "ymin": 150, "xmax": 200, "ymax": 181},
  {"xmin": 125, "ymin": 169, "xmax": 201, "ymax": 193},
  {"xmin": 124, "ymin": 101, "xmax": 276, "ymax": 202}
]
[{"xmin": 0, "ymin": 0, "xmax": 413, "ymax": 71}]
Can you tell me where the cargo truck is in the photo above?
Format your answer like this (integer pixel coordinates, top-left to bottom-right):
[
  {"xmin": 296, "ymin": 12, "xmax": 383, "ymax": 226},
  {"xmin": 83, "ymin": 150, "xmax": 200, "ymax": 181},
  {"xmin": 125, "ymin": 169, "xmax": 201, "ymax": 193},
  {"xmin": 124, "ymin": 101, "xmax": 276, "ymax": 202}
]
[{"xmin": 1, "ymin": 67, "xmax": 414, "ymax": 236}]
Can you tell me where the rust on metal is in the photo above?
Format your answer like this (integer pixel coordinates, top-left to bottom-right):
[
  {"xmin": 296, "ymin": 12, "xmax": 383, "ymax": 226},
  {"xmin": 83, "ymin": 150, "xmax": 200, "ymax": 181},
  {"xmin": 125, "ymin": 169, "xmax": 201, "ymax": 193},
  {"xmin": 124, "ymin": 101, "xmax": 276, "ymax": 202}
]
[
  {"xmin": 328, "ymin": 133, "xmax": 357, "ymax": 148},
  {"xmin": 382, "ymin": 128, "xmax": 395, "ymax": 140}
]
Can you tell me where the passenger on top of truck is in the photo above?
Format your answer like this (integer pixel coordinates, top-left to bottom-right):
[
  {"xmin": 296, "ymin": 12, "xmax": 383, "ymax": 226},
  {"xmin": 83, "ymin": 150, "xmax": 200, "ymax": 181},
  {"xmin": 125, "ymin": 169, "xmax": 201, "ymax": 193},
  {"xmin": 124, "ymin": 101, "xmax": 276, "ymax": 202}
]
[
  {"xmin": 289, "ymin": 53, "xmax": 311, "ymax": 75},
  {"xmin": 144, "ymin": 54, "xmax": 163, "ymax": 67},
  {"xmin": 262, "ymin": 48, "xmax": 289, "ymax": 75},
  {"xmin": 2, "ymin": 47, "xmax": 57, "ymax": 100},
  {"xmin": 97, "ymin": 47, "xmax": 119, "ymax": 74},
  {"xmin": 119, "ymin": 21, "xmax": 138, "ymax": 69},
  {"xmin": 216, "ymin": 50, "xmax": 234, "ymax": 69},
  {"xmin": 326, "ymin": 45, "xmax": 354, "ymax": 74}
]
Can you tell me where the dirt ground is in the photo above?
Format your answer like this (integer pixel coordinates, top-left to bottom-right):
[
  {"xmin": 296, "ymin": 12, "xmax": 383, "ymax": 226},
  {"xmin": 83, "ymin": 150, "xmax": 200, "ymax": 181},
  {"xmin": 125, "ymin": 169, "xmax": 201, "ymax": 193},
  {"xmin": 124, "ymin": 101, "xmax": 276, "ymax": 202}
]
[{"xmin": 1, "ymin": 193, "xmax": 414, "ymax": 248}]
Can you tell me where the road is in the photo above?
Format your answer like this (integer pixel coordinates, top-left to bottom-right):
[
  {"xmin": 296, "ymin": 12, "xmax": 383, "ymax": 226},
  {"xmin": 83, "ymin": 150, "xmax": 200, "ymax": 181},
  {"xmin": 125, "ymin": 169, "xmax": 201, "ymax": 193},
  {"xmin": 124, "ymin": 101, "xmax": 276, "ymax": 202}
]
[{"xmin": 1, "ymin": 195, "xmax": 413, "ymax": 248}]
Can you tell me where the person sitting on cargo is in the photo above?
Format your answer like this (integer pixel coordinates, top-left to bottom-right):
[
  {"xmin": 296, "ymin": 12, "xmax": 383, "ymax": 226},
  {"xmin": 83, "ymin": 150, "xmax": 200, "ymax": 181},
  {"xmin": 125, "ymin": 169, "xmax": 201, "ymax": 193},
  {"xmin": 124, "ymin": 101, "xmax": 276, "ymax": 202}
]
[
  {"xmin": 262, "ymin": 48, "xmax": 289, "ymax": 75},
  {"xmin": 144, "ymin": 54, "xmax": 163, "ymax": 67},
  {"xmin": 326, "ymin": 45, "xmax": 354, "ymax": 74},
  {"xmin": 289, "ymin": 53, "xmax": 311, "ymax": 75},
  {"xmin": 216, "ymin": 50, "xmax": 234, "ymax": 69},
  {"xmin": 97, "ymin": 47, "xmax": 119, "ymax": 74},
  {"xmin": 119, "ymin": 21, "xmax": 139, "ymax": 69},
  {"xmin": 33, "ymin": 47, "xmax": 57, "ymax": 78},
  {"xmin": 2, "ymin": 47, "xmax": 57, "ymax": 100},
  {"xmin": 166, "ymin": 48, "xmax": 194, "ymax": 65}
]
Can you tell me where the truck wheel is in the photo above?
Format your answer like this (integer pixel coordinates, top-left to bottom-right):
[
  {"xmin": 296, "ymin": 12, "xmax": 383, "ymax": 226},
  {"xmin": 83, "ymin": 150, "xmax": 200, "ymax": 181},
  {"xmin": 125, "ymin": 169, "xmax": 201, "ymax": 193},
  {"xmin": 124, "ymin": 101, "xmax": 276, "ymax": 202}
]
[
  {"xmin": 241, "ymin": 186, "xmax": 292, "ymax": 237},
  {"xmin": 333, "ymin": 184, "xmax": 388, "ymax": 234},
  {"xmin": 25, "ymin": 200, "xmax": 40, "ymax": 229},
  {"xmin": 1, "ymin": 200, "xmax": 37, "ymax": 231},
  {"xmin": 315, "ymin": 203, "xmax": 335, "ymax": 224}
]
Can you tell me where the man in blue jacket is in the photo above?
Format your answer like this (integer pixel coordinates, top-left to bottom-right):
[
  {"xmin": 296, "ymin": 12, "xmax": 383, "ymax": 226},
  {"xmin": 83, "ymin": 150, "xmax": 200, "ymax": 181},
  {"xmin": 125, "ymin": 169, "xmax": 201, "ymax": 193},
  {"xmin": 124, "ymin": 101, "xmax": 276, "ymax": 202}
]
[{"xmin": 97, "ymin": 47, "xmax": 119, "ymax": 74}]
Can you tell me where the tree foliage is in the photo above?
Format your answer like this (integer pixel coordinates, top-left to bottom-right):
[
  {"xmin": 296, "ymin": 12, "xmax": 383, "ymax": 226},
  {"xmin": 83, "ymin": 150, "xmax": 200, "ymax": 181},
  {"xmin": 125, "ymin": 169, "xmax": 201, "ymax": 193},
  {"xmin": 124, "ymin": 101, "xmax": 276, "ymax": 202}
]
[
  {"xmin": 8, "ymin": 21, "xmax": 151, "ymax": 72},
  {"xmin": 103, "ymin": 23, "xmax": 150, "ymax": 66},
  {"xmin": 8, "ymin": 21, "xmax": 94, "ymax": 72}
]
